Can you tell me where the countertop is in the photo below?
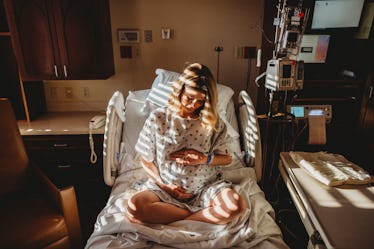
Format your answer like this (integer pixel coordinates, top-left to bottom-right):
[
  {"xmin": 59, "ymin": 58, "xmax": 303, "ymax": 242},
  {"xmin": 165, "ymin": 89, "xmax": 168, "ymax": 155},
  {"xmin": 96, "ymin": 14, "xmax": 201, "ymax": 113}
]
[{"xmin": 18, "ymin": 112, "xmax": 106, "ymax": 136}]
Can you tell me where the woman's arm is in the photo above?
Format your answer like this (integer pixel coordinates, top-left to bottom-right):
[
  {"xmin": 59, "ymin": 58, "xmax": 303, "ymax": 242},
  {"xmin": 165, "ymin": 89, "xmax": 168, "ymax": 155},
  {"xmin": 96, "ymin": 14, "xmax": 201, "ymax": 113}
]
[
  {"xmin": 141, "ymin": 158, "xmax": 193, "ymax": 199},
  {"xmin": 206, "ymin": 153, "xmax": 232, "ymax": 166},
  {"xmin": 169, "ymin": 149, "xmax": 232, "ymax": 166},
  {"xmin": 141, "ymin": 158, "xmax": 163, "ymax": 183}
]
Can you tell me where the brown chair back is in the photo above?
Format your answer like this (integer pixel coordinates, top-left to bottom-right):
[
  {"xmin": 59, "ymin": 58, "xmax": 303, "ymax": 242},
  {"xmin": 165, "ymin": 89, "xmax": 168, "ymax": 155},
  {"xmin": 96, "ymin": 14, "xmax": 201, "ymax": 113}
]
[{"xmin": 0, "ymin": 98, "xmax": 29, "ymax": 197}]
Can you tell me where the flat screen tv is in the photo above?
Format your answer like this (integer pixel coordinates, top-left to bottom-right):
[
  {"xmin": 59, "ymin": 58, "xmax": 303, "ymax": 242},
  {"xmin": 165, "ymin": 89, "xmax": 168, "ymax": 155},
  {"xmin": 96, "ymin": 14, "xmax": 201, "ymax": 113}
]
[{"xmin": 311, "ymin": 0, "xmax": 365, "ymax": 29}]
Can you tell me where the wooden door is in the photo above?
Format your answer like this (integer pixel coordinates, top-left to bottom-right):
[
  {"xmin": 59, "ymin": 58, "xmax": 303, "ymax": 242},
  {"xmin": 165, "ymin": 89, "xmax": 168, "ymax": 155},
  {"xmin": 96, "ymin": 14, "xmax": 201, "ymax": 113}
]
[{"xmin": 4, "ymin": 0, "xmax": 60, "ymax": 80}]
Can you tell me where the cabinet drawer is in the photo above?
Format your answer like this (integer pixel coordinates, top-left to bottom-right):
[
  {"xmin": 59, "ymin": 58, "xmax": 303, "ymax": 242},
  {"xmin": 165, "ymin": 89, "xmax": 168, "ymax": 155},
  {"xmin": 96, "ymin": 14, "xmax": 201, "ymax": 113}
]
[
  {"xmin": 23, "ymin": 135, "xmax": 94, "ymax": 150},
  {"xmin": 28, "ymin": 149, "xmax": 95, "ymax": 164},
  {"xmin": 22, "ymin": 134, "xmax": 104, "ymax": 188},
  {"xmin": 41, "ymin": 160, "xmax": 103, "ymax": 188}
]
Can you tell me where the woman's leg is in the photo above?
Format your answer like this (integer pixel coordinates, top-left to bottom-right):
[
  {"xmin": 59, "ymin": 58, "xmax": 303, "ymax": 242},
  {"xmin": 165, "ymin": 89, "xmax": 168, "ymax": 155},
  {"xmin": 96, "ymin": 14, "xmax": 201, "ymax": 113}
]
[
  {"xmin": 185, "ymin": 188, "xmax": 247, "ymax": 224},
  {"xmin": 126, "ymin": 190, "xmax": 192, "ymax": 224}
]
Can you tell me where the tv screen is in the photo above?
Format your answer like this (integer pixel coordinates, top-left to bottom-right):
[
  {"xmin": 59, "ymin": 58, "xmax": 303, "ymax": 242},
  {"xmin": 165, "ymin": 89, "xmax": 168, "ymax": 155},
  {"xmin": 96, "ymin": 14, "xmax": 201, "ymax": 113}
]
[{"xmin": 311, "ymin": 0, "xmax": 365, "ymax": 29}]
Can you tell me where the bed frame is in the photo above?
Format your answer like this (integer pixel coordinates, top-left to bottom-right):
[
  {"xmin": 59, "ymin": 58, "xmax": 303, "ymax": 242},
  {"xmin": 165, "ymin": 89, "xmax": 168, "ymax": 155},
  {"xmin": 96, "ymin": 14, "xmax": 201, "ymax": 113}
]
[{"xmin": 85, "ymin": 88, "xmax": 288, "ymax": 249}]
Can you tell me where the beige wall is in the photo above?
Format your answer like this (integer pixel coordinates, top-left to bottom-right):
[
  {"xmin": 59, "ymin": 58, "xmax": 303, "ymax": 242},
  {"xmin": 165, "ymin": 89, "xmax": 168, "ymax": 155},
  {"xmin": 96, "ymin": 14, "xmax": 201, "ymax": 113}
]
[{"xmin": 44, "ymin": 0, "xmax": 264, "ymax": 111}]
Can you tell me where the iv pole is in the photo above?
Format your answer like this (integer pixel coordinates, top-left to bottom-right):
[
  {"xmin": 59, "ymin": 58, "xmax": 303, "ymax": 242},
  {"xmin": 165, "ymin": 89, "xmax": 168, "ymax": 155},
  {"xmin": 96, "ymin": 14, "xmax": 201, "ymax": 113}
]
[{"xmin": 214, "ymin": 46, "xmax": 223, "ymax": 83}]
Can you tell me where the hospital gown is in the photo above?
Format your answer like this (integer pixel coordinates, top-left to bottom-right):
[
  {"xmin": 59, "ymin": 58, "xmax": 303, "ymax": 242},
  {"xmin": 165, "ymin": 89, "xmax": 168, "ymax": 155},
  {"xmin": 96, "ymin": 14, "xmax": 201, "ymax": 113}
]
[{"xmin": 135, "ymin": 107, "xmax": 233, "ymax": 212}]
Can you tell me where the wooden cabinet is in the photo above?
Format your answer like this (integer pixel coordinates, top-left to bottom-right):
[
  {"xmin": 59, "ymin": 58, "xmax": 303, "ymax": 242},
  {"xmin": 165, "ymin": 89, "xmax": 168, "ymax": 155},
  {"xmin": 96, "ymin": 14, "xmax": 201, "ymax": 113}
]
[
  {"xmin": 355, "ymin": 70, "xmax": 374, "ymax": 173},
  {"xmin": 4, "ymin": 0, "xmax": 114, "ymax": 81},
  {"xmin": 22, "ymin": 134, "xmax": 111, "ymax": 241},
  {"xmin": 0, "ymin": 0, "xmax": 46, "ymax": 120},
  {"xmin": 361, "ymin": 87, "xmax": 374, "ymax": 134},
  {"xmin": 360, "ymin": 72, "xmax": 374, "ymax": 139}
]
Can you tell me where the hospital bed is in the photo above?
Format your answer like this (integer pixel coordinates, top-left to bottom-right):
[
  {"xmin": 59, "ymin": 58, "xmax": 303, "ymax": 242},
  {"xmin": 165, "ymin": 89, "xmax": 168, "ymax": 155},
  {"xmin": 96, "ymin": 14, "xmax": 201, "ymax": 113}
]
[{"xmin": 85, "ymin": 69, "xmax": 289, "ymax": 249}]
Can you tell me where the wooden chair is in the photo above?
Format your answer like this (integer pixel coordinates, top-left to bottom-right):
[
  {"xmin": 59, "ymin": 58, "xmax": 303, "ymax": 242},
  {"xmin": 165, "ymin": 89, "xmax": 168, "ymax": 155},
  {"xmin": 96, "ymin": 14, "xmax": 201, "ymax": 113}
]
[{"xmin": 0, "ymin": 98, "xmax": 82, "ymax": 249}]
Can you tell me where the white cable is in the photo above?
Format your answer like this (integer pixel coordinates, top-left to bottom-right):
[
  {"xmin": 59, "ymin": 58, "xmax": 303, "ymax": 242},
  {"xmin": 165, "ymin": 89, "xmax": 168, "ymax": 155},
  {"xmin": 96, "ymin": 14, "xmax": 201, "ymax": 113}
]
[
  {"xmin": 255, "ymin": 72, "xmax": 266, "ymax": 87},
  {"xmin": 256, "ymin": 48, "xmax": 262, "ymax": 68},
  {"xmin": 89, "ymin": 124, "xmax": 98, "ymax": 164}
]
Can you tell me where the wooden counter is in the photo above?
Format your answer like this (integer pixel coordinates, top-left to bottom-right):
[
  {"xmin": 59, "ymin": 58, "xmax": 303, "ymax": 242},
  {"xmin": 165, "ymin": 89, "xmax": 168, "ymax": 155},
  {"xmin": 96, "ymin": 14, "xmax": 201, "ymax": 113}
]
[{"xmin": 18, "ymin": 111, "xmax": 105, "ymax": 135}]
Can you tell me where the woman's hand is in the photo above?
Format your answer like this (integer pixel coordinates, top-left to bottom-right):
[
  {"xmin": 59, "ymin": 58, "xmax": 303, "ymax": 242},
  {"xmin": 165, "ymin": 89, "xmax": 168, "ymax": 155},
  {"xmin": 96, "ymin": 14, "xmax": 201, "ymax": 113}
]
[
  {"xmin": 169, "ymin": 149, "xmax": 207, "ymax": 166},
  {"xmin": 158, "ymin": 183, "xmax": 194, "ymax": 200}
]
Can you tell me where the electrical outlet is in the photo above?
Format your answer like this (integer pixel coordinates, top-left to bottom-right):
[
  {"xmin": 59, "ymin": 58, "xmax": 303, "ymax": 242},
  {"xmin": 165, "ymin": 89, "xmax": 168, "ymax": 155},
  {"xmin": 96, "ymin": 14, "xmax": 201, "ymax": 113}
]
[
  {"xmin": 83, "ymin": 87, "xmax": 90, "ymax": 98},
  {"xmin": 134, "ymin": 46, "xmax": 140, "ymax": 57},
  {"xmin": 65, "ymin": 87, "xmax": 73, "ymax": 99},
  {"xmin": 50, "ymin": 87, "xmax": 57, "ymax": 98}
]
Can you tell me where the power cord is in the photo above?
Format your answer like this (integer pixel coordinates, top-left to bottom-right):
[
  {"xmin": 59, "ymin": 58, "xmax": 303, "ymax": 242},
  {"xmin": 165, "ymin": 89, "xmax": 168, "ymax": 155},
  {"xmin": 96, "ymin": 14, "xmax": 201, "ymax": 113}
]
[{"xmin": 89, "ymin": 123, "xmax": 98, "ymax": 164}]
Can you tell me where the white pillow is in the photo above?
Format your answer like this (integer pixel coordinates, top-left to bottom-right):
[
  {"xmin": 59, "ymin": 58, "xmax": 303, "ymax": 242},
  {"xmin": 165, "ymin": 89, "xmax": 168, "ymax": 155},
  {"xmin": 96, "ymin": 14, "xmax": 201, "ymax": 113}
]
[
  {"xmin": 144, "ymin": 68, "xmax": 235, "ymax": 117},
  {"xmin": 122, "ymin": 89, "xmax": 150, "ymax": 158},
  {"xmin": 217, "ymin": 84, "xmax": 235, "ymax": 115},
  {"xmin": 151, "ymin": 68, "xmax": 180, "ymax": 89},
  {"xmin": 142, "ymin": 68, "xmax": 180, "ymax": 112}
]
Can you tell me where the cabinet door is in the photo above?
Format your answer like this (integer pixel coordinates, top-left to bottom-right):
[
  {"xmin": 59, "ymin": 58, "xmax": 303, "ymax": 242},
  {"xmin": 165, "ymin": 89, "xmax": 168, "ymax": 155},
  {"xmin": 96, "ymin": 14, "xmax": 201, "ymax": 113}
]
[
  {"xmin": 4, "ymin": 0, "xmax": 60, "ymax": 80},
  {"xmin": 360, "ymin": 72, "xmax": 374, "ymax": 138},
  {"xmin": 53, "ymin": 0, "xmax": 114, "ymax": 79},
  {"xmin": 4, "ymin": 0, "xmax": 114, "ymax": 81}
]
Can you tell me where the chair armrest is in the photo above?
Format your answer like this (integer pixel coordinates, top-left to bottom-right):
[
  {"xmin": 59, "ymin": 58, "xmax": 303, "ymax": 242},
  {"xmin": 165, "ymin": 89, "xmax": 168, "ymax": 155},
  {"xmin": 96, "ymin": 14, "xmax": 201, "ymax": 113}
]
[
  {"xmin": 30, "ymin": 162, "xmax": 61, "ymax": 208},
  {"xmin": 60, "ymin": 186, "xmax": 83, "ymax": 249},
  {"xmin": 30, "ymin": 162, "xmax": 82, "ymax": 249}
]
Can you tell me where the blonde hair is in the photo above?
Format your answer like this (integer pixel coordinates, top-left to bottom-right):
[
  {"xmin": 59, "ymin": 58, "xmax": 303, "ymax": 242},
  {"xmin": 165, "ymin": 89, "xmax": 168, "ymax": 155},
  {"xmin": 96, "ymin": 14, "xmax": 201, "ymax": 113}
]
[{"xmin": 169, "ymin": 63, "xmax": 218, "ymax": 131}]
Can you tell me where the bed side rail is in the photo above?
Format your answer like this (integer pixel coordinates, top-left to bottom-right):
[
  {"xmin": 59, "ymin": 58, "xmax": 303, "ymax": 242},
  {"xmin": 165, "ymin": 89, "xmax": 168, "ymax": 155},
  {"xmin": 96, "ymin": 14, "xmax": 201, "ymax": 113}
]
[
  {"xmin": 238, "ymin": 90, "xmax": 263, "ymax": 182},
  {"xmin": 103, "ymin": 91, "xmax": 126, "ymax": 186}
]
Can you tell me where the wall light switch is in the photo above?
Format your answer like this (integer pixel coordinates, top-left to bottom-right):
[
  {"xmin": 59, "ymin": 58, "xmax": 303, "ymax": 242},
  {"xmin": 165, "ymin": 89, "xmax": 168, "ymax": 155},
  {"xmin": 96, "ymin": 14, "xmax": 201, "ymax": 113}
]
[{"xmin": 144, "ymin": 30, "xmax": 152, "ymax": 42}]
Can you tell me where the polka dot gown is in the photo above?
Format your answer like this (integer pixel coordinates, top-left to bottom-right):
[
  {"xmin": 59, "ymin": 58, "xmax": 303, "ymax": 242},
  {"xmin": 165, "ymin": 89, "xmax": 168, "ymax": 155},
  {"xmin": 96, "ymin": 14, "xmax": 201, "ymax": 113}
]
[{"xmin": 135, "ymin": 107, "xmax": 233, "ymax": 211}]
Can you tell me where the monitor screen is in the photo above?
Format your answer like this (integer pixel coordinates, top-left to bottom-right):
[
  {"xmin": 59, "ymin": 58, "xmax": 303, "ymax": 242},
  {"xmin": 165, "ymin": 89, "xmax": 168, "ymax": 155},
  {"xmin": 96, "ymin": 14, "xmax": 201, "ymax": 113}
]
[
  {"xmin": 297, "ymin": 35, "xmax": 330, "ymax": 63},
  {"xmin": 311, "ymin": 0, "xmax": 365, "ymax": 29},
  {"xmin": 290, "ymin": 106, "xmax": 305, "ymax": 118},
  {"xmin": 282, "ymin": 64, "xmax": 292, "ymax": 78}
]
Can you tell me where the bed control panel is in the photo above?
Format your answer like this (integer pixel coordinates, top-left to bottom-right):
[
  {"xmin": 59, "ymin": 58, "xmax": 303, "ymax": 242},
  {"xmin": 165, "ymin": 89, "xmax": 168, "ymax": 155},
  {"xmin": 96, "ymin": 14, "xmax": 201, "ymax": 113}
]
[{"xmin": 287, "ymin": 104, "xmax": 332, "ymax": 123}]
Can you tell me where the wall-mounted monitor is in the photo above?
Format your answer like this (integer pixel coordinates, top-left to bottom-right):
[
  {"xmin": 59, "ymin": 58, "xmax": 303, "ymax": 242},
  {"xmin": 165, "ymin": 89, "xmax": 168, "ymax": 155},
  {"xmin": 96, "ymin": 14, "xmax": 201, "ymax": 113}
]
[
  {"xmin": 297, "ymin": 35, "xmax": 330, "ymax": 63},
  {"xmin": 311, "ymin": 0, "xmax": 365, "ymax": 29}
]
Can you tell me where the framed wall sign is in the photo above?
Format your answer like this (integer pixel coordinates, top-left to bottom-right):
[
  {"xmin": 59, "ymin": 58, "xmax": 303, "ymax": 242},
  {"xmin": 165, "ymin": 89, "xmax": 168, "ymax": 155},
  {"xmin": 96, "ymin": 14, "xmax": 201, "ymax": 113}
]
[{"xmin": 117, "ymin": 29, "xmax": 140, "ymax": 43}]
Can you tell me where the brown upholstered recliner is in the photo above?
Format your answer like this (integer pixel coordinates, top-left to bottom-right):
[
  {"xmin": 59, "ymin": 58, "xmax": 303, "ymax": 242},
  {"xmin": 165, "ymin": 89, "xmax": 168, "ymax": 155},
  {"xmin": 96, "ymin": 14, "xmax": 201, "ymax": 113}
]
[{"xmin": 0, "ymin": 98, "xmax": 82, "ymax": 249}]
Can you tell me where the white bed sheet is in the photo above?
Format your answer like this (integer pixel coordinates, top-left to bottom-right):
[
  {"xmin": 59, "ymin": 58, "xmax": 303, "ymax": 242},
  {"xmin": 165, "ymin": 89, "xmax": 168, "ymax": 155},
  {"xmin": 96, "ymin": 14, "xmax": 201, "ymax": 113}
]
[{"xmin": 86, "ymin": 158, "xmax": 288, "ymax": 249}]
